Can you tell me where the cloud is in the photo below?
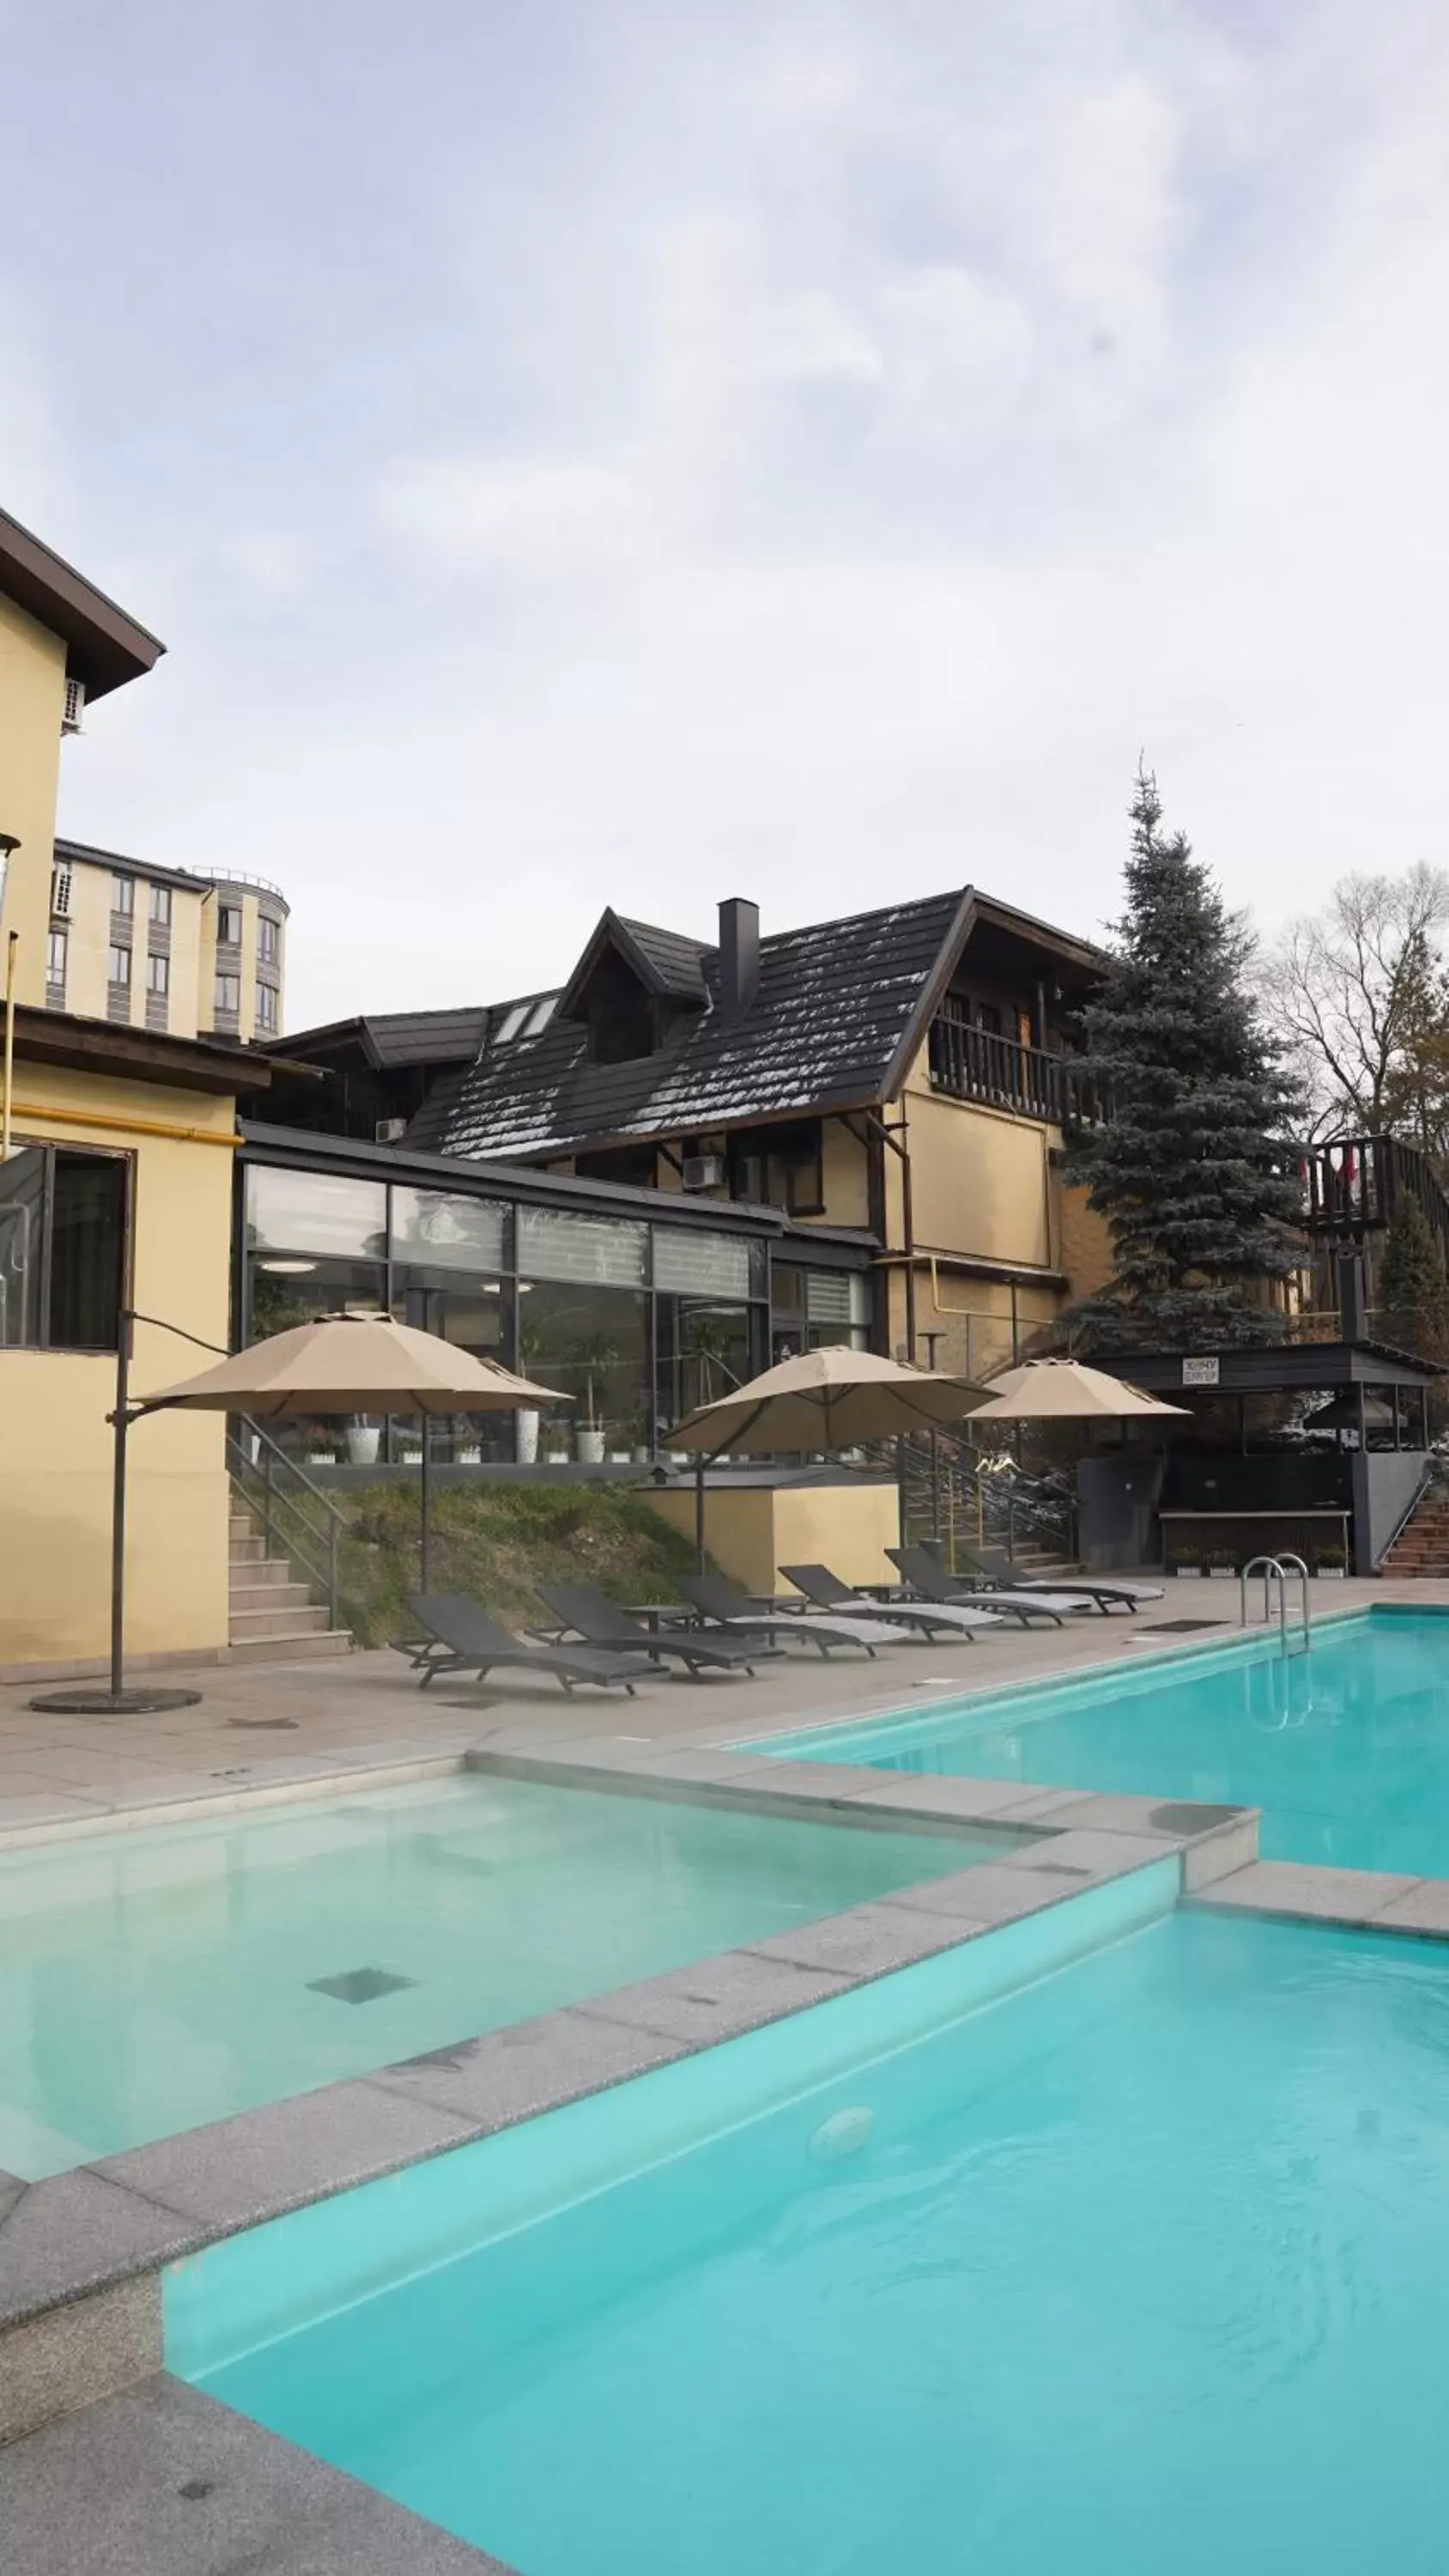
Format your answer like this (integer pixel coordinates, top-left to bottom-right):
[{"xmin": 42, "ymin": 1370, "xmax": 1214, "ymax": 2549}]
[{"xmin": 15, "ymin": 0, "xmax": 1449, "ymax": 1031}]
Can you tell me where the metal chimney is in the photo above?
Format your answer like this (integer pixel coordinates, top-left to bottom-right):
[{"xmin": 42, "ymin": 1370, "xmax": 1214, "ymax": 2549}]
[
  {"xmin": 718, "ymin": 897, "xmax": 760, "ymax": 1018},
  {"xmin": 1337, "ymin": 1251, "xmax": 1367, "ymax": 1343}
]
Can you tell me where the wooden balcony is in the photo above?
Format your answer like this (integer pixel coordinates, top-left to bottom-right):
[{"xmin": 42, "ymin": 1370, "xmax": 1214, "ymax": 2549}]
[{"xmin": 927, "ymin": 1005, "xmax": 1108, "ymax": 1127}]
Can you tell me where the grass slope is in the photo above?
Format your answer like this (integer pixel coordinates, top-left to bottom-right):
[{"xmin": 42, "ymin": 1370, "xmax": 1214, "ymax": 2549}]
[{"xmin": 335, "ymin": 1481, "xmax": 701, "ymax": 1648}]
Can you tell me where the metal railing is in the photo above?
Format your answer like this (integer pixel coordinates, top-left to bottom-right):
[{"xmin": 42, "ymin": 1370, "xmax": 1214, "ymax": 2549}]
[
  {"xmin": 225, "ymin": 1414, "xmax": 349, "ymax": 1631},
  {"xmin": 1240, "ymin": 1552, "xmax": 1312, "ymax": 1656},
  {"xmin": 1301, "ymin": 1132, "xmax": 1449, "ymax": 1263},
  {"xmin": 927, "ymin": 1006, "xmax": 1110, "ymax": 1128},
  {"xmin": 893, "ymin": 1429, "xmax": 1078, "ymax": 1567}
]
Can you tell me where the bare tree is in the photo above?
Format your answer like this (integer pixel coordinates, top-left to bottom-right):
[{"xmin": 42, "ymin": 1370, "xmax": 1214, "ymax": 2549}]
[{"xmin": 1263, "ymin": 866, "xmax": 1449, "ymax": 1151}]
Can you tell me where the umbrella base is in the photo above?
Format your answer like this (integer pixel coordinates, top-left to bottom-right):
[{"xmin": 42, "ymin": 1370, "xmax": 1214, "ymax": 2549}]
[{"xmin": 27, "ymin": 1686, "xmax": 204, "ymax": 1717}]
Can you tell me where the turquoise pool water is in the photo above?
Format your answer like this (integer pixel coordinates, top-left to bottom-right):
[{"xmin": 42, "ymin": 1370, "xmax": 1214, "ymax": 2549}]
[
  {"xmin": 182, "ymin": 1880, "xmax": 1449, "ymax": 2576},
  {"xmin": 0, "ymin": 1772, "xmax": 1005, "ymax": 2178},
  {"xmin": 767, "ymin": 1608, "xmax": 1449, "ymax": 1874}
]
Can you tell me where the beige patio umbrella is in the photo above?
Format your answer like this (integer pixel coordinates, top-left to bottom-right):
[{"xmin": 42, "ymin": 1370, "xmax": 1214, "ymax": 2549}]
[
  {"xmin": 967, "ymin": 1358, "xmax": 1190, "ymax": 1423},
  {"xmin": 664, "ymin": 1346, "xmax": 991, "ymax": 1564},
  {"xmin": 30, "ymin": 1314, "xmax": 567, "ymax": 1720},
  {"xmin": 144, "ymin": 1313, "xmax": 567, "ymax": 1592}
]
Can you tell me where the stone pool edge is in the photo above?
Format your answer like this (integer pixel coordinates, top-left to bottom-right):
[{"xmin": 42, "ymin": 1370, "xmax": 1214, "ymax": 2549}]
[{"xmin": 0, "ymin": 1745, "xmax": 1257, "ymax": 2442}]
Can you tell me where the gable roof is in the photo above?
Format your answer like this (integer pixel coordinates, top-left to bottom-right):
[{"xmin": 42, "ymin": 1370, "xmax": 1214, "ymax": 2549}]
[
  {"xmin": 555, "ymin": 908, "xmax": 711, "ymax": 1020},
  {"xmin": 0, "ymin": 507, "xmax": 164, "ymax": 699},
  {"xmin": 429, "ymin": 890, "xmax": 972, "ymax": 1162},
  {"xmin": 265, "ymin": 1006, "xmax": 489, "ymax": 1071}
]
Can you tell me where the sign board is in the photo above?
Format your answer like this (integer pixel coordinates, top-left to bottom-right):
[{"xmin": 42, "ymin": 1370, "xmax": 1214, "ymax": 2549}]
[{"xmin": 1181, "ymin": 1356, "xmax": 1220, "ymax": 1388}]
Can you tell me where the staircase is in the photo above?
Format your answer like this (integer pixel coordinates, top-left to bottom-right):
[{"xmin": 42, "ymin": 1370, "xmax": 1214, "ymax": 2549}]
[
  {"xmin": 1380, "ymin": 1487, "xmax": 1449, "ymax": 1580},
  {"xmin": 227, "ymin": 1500, "xmax": 352, "ymax": 1661}
]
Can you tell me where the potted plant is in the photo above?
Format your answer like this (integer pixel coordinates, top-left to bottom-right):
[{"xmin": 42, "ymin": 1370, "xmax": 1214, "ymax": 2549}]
[
  {"xmin": 345, "ymin": 1418, "xmax": 381, "ymax": 1467},
  {"xmin": 1207, "ymin": 1547, "xmax": 1238, "ymax": 1581},
  {"xmin": 571, "ymin": 1331, "xmax": 618, "ymax": 1465},
  {"xmin": 1167, "ymin": 1540, "xmax": 1203, "ymax": 1579},
  {"xmin": 516, "ymin": 1408, "xmax": 541, "ymax": 1466},
  {"xmin": 1314, "ymin": 1546, "xmax": 1347, "ymax": 1578}
]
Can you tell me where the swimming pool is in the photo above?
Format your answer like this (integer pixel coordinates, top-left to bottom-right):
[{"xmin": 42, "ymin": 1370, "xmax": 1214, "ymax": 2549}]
[
  {"xmin": 174, "ymin": 1874, "xmax": 1449, "ymax": 2576},
  {"xmin": 764, "ymin": 1607, "xmax": 1449, "ymax": 1874},
  {"xmin": 0, "ymin": 1771, "xmax": 1009, "ymax": 2178}
]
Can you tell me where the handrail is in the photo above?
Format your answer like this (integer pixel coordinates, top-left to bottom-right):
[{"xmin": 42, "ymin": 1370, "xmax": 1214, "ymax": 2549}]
[
  {"xmin": 1378, "ymin": 1461, "xmax": 1435, "ymax": 1568},
  {"xmin": 1240, "ymin": 1552, "xmax": 1311, "ymax": 1656},
  {"xmin": 225, "ymin": 1414, "xmax": 348, "ymax": 1631}
]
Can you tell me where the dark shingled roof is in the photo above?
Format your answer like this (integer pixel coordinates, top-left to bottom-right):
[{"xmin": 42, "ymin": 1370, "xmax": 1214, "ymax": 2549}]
[
  {"xmin": 266, "ymin": 1007, "xmax": 488, "ymax": 1070},
  {"xmin": 614, "ymin": 917, "xmax": 710, "ymax": 1001},
  {"xmin": 429, "ymin": 890, "xmax": 969, "ymax": 1162}
]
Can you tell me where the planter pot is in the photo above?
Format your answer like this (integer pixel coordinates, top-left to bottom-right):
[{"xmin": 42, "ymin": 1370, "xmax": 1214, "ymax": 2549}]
[
  {"xmin": 400, "ymin": 1447, "xmax": 422, "ymax": 1467},
  {"xmin": 609, "ymin": 1449, "xmax": 630, "ymax": 1464},
  {"xmin": 516, "ymin": 1408, "xmax": 540, "ymax": 1467},
  {"xmin": 634, "ymin": 1445, "xmax": 653, "ymax": 1466},
  {"xmin": 1208, "ymin": 1565, "xmax": 1237, "ymax": 1580},
  {"xmin": 305, "ymin": 1452, "xmax": 333, "ymax": 1469},
  {"xmin": 576, "ymin": 1428, "xmax": 607, "ymax": 1465},
  {"xmin": 458, "ymin": 1445, "xmax": 482, "ymax": 1466},
  {"xmin": 1173, "ymin": 1566, "xmax": 1201, "ymax": 1579},
  {"xmin": 1317, "ymin": 1565, "xmax": 1347, "ymax": 1579},
  {"xmin": 545, "ymin": 1448, "xmax": 570, "ymax": 1466},
  {"xmin": 345, "ymin": 1425, "xmax": 381, "ymax": 1467}
]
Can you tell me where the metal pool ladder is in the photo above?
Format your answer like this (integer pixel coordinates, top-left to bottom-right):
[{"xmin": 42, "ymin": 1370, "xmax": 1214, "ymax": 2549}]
[{"xmin": 1239, "ymin": 1552, "xmax": 1312, "ymax": 1656}]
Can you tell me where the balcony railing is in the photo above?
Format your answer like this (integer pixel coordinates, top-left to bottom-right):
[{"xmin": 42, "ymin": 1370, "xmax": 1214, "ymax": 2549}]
[
  {"xmin": 927, "ymin": 1005, "xmax": 1108, "ymax": 1127},
  {"xmin": 1301, "ymin": 1133, "xmax": 1449, "ymax": 1263}
]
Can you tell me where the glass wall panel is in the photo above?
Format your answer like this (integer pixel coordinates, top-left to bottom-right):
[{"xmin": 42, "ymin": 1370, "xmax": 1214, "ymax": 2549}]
[
  {"xmin": 653, "ymin": 1228, "xmax": 756, "ymax": 1298},
  {"xmin": 50, "ymin": 1154, "xmax": 127, "ymax": 1349},
  {"xmin": 246, "ymin": 1165, "xmax": 387, "ymax": 1260},
  {"xmin": 392, "ymin": 1267, "xmax": 513, "ymax": 1462},
  {"xmin": 521, "ymin": 1278, "xmax": 650, "ymax": 1456},
  {"xmin": 518, "ymin": 1207, "xmax": 646, "ymax": 1287},
  {"xmin": 391, "ymin": 1190, "xmax": 508, "ymax": 1274},
  {"xmin": 656, "ymin": 1297, "xmax": 752, "ymax": 1437}
]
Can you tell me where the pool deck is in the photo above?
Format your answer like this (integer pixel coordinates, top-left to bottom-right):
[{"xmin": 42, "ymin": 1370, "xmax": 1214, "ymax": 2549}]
[{"xmin": 8, "ymin": 1573, "xmax": 1449, "ymax": 2570}]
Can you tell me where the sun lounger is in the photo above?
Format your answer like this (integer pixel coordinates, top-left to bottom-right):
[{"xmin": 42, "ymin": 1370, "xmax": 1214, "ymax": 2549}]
[
  {"xmin": 679, "ymin": 1572, "xmax": 923, "ymax": 1658},
  {"xmin": 954, "ymin": 1542, "xmax": 1165, "ymax": 1613},
  {"xmin": 886, "ymin": 1546, "xmax": 1092, "ymax": 1626},
  {"xmin": 779, "ymin": 1563, "xmax": 1004, "ymax": 1641},
  {"xmin": 398, "ymin": 1594, "xmax": 652, "ymax": 1693},
  {"xmin": 538, "ymin": 1581, "xmax": 770, "ymax": 1679}
]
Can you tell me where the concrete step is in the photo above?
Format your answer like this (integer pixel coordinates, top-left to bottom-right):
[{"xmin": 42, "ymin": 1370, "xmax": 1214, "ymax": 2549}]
[
  {"xmin": 227, "ymin": 1557, "xmax": 300, "ymax": 1590},
  {"xmin": 228, "ymin": 1534, "xmax": 267, "ymax": 1564},
  {"xmin": 228, "ymin": 1601, "xmax": 331, "ymax": 1641},
  {"xmin": 228, "ymin": 1580, "xmax": 315, "ymax": 1618},
  {"xmin": 225, "ymin": 1628, "xmax": 354, "ymax": 1664}
]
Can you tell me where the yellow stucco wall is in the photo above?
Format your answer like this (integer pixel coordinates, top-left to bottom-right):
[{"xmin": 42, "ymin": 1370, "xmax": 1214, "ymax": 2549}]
[
  {"xmin": 0, "ymin": 1064, "xmax": 236, "ymax": 1673},
  {"xmin": 644, "ymin": 1479, "xmax": 900, "ymax": 1593},
  {"xmin": 60, "ymin": 857, "xmax": 113, "ymax": 1022},
  {"xmin": 0, "ymin": 598, "xmax": 66, "ymax": 999}
]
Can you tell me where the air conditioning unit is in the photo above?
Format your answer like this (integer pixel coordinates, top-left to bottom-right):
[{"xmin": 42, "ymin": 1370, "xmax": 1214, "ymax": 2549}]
[
  {"xmin": 374, "ymin": 1116, "xmax": 409, "ymax": 1144},
  {"xmin": 61, "ymin": 677, "xmax": 85, "ymax": 736},
  {"xmin": 50, "ymin": 865, "xmax": 73, "ymax": 920},
  {"xmin": 682, "ymin": 1152, "xmax": 725, "ymax": 1192}
]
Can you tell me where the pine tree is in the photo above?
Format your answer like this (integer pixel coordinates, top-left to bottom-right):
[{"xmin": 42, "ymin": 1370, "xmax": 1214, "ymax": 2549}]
[
  {"xmin": 1069, "ymin": 770, "xmax": 1304, "ymax": 1349},
  {"xmin": 1377, "ymin": 1194, "xmax": 1449, "ymax": 1359}
]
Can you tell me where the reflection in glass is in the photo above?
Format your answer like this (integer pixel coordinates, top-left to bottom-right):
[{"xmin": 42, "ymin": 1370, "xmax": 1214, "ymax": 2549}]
[
  {"xmin": 246, "ymin": 1166, "xmax": 387, "ymax": 1261},
  {"xmin": 521, "ymin": 1279, "xmax": 650, "ymax": 1456},
  {"xmin": 390, "ymin": 1190, "xmax": 507, "ymax": 1273},
  {"xmin": 656, "ymin": 1298, "xmax": 752, "ymax": 1437},
  {"xmin": 393, "ymin": 1267, "xmax": 512, "ymax": 1461}
]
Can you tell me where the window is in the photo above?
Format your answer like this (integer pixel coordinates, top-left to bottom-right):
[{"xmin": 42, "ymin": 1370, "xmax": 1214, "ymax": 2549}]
[
  {"xmin": 258, "ymin": 913, "xmax": 281, "ymax": 967},
  {"xmin": 0, "ymin": 1145, "xmax": 127, "ymax": 1350},
  {"xmin": 214, "ymin": 971, "xmax": 241, "ymax": 1018},
  {"xmin": 108, "ymin": 943, "xmax": 131, "ymax": 987},
  {"xmin": 524, "ymin": 996, "xmax": 556, "ymax": 1036},
  {"xmin": 149, "ymin": 883, "xmax": 173, "ymax": 927},
  {"xmin": 391, "ymin": 1188, "xmax": 507, "ymax": 1272},
  {"xmin": 494, "ymin": 1003, "xmax": 530, "ymax": 1044},
  {"xmin": 217, "ymin": 901, "xmax": 243, "ymax": 946},
  {"xmin": 518, "ymin": 1207, "xmax": 647, "ymax": 1287},
  {"xmin": 255, "ymin": 981, "xmax": 277, "ymax": 1034},
  {"xmin": 46, "ymin": 928, "xmax": 67, "ymax": 993},
  {"xmin": 146, "ymin": 952, "xmax": 169, "ymax": 996},
  {"xmin": 246, "ymin": 1163, "xmax": 388, "ymax": 1260},
  {"xmin": 653, "ymin": 1228, "xmax": 756, "ymax": 1299},
  {"xmin": 112, "ymin": 874, "xmax": 135, "ymax": 916}
]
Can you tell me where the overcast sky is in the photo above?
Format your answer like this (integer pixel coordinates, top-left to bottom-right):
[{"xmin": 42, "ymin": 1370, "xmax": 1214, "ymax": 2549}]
[{"xmin": 4, "ymin": 0, "xmax": 1446, "ymax": 1026}]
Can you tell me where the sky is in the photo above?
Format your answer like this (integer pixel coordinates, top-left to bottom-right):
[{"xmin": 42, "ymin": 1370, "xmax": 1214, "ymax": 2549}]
[{"xmin": 4, "ymin": 0, "xmax": 1449, "ymax": 1028}]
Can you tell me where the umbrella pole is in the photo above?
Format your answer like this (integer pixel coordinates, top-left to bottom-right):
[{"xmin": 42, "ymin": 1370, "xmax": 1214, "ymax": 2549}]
[
  {"xmin": 694, "ymin": 1455, "xmax": 706, "ymax": 1571},
  {"xmin": 109, "ymin": 1315, "xmax": 133, "ymax": 1698},
  {"xmin": 420, "ymin": 1420, "xmax": 432, "ymax": 1595}
]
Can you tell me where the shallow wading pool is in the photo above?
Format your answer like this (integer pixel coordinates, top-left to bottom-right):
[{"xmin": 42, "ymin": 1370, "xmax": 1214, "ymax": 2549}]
[
  {"xmin": 170, "ymin": 1868, "xmax": 1449, "ymax": 2576},
  {"xmin": 0, "ymin": 1771, "xmax": 1010, "ymax": 2178},
  {"xmin": 765, "ymin": 1607, "xmax": 1449, "ymax": 1872}
]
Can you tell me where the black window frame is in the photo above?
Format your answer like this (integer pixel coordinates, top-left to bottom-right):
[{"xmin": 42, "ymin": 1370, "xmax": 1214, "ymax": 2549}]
[
  {"xmin": 217, "ymin": 901, "xmax": 244, "ymax": 946},
  {"xmin": 149, "ymin": 882, "xmax": 173, "ymax": 927},
  {"xmin": 0, "ymin": 1139, "xmax": 131, "ymax": 1353}
]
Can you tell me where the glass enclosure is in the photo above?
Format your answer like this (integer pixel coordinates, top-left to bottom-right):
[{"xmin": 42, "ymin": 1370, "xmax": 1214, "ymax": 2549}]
[{"xmin": 237, "ymin": 1164, "xmax": 818, "ymax": 1467}]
